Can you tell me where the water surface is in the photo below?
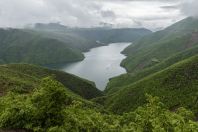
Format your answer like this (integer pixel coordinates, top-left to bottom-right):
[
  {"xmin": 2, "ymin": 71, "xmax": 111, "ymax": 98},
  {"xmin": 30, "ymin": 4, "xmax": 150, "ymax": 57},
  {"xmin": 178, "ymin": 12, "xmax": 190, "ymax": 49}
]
[{"xmin": 51, "ymin": 43, "xmax": 130, "ymax": 90}]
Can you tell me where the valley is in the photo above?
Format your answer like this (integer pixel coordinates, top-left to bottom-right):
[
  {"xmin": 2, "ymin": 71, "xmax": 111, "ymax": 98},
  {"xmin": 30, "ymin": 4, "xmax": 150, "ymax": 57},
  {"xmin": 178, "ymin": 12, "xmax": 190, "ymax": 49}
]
[
  {"xmin": 48, "ymin": 42, "xmax": 130, "ymax": 90},
  {"xmin": 0, "ymin": 16, "xmax": 198, "ymax": 131}
]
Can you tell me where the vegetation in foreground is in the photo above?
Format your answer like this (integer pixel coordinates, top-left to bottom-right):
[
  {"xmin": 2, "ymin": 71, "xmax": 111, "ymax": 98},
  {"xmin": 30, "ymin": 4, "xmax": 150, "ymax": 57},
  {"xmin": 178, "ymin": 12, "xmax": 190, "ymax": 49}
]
[
  {"xmin": 0, "ymin": 17, "xmax": 198, "ymax": 131},
  {"xmin": 0, "ymin": 64, "xmax": 102, "ymax": 99},
  {"xmin": 0, "ymin": 77, "xmax": 197, "ymax": 132}
]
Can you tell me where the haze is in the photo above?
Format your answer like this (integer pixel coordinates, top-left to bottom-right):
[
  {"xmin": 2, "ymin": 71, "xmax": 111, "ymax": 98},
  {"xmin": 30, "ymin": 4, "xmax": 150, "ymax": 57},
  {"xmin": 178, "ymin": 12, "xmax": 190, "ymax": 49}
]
[{"xmin": 0, "ymin": 0, "xmax": 197, "ymax": 30}]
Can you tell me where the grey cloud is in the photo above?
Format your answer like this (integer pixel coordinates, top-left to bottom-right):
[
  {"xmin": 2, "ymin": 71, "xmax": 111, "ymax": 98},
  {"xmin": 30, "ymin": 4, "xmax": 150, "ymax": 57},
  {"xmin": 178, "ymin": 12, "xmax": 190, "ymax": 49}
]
[
  {"xmin": 133, "ymin": 20, "xmax": 143, "ymax": 27},
  {"xmin": 160, "ymin": 5, "xmax": 179, "ymax": 10},
  {"xmin": 180, "ymin": 0, "xmax": 198, "ymax": 17},
  {"xmin": 101, "ymin": 10, "xmax": 116, "ymax": 18},
  {"xmin": 0, "ymin": 0, "xmax": 192, "ymax": 30},
  {"xmin": 0, "ymin": 0, "xmax": 103, "ymax": 27}
]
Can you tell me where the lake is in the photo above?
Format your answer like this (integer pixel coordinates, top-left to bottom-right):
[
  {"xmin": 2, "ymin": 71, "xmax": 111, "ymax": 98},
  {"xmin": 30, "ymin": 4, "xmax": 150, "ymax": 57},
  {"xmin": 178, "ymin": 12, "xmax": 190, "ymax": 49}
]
[{"xmin": 50, "ymin": 43, "xmax": 130, "ymax": 91}]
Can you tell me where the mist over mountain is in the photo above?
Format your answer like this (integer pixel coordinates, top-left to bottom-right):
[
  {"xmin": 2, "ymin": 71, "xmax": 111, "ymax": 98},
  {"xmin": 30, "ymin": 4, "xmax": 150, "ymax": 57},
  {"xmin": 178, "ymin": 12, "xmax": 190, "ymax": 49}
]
[
  {"xmin": 0, "ymin": 0, "xmax": 198, "ymax": 131},
  {"xmin": 0, "ymin": 22, "xmax": 151, "ymax": 66},
  {"xmin": 180, "ymin": 0, "xmax": 198, "ymax": 18}
]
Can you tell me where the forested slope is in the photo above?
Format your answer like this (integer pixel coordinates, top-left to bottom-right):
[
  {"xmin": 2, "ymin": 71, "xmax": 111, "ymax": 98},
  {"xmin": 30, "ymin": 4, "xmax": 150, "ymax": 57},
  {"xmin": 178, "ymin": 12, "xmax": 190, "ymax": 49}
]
[
  {"xmin": 0, "ymin": 75, "xmax": 197, "ymax": 131},
  {"xmin": 106, "ymin": 46, "xmax": 198, "ymax": 94},
  {"xmin": 105, "ymin": 55, "xmax": 198, "ymax": 114},
  {"xmin": 122, "ymin": 17, "xmax": 198, "ymax": 72},
  {"xmin": 0, "ymin": 64, "xmax": 102, "ymax": 99},
  {"xmin": 0, "ymin": 29, "xmax": 84, "ymax": 65}
]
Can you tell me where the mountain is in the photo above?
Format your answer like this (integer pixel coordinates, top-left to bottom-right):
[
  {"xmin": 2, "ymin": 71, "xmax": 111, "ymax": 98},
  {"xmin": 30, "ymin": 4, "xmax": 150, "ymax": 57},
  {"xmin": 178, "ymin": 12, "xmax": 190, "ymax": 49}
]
[
  {"xmin": 68, "ymin": 27, "xmax": 152, "ymax": 43},
  {"xmin": 1, "ymin": 17, "xmax": 198, "ymax": 131},
  {"xmin": 103, "ymin": 17, "xmax": 198, "ymax": 114},
  {"xmin": 33, "ymin": 23, "xmax": 104, "ymax": 52},
  {"xmin": 106, "ymin": 45, "xmax": 198, "ymax": 94},
  {"xmin": 0, "ymin": 28, "xmax": 84, "ymax": 65},
  {"xmin": 33, "ymin": 23, "xmax": 152, "ymax": 44},
  {"xmin": 0, "ymin": 64, "xmax": 197, "ymax": 131},
  {"xmin": 104, "ymin": 55, "xmax": 198, "ymax": 114},
  {"xmin": 0, "ymin": 24, "xmax": 151, "ymax": 66},
  {"xmin": 122, "ymin": 17, "xmax": 198, "ymax": 73},
  {"xmin": 34, "ymin": 23, "xmax": 69, "ymax": 31},
  {"xmin": 0, "ymin": 64, "xmax": 102, "ymax": 99}
]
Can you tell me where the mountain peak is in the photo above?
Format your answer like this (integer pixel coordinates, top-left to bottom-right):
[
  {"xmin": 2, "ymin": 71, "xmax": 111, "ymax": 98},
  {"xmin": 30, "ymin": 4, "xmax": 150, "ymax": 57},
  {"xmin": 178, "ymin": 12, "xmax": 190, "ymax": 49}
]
[{"xmin": 34, "ymin": 22, "xmax": 68, "ymax": 31}]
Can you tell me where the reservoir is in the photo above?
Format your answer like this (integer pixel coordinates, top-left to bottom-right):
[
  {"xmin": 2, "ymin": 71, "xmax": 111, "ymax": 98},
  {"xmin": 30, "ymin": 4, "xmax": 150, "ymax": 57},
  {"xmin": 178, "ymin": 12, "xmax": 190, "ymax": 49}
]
[{"xmin": 51, "ymin": 42, "xmax": 130, "ymax": 90}]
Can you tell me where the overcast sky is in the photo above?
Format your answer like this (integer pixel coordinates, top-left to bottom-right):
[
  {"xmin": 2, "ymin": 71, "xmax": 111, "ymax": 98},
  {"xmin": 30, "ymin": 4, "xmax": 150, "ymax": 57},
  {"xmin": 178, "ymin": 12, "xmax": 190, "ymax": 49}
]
[{"xmin": 0, "ymin": 0, "xmax": 197, "ymax": 30}]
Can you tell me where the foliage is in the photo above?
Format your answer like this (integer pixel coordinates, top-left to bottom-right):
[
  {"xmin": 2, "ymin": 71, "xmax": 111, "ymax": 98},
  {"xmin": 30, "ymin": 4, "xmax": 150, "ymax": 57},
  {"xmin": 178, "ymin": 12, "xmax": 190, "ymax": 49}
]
[
  {"xmin": 0, "ymin": 80, "xmax": 197, "ymax": 132},
  {"xmin": 0, "ymin": 64, "xmax": 102, "ymax": 99},
  {"xmin": 0, "ymin": 28, "xmax": 84, "ymax": 65},
  {"xmin": 0, "ymin": 17, "xmax": 198, "ymax": 132},
  {"xmin": 105, "ymin": 55, "xmax": 198, "ymax": 114},
  {"xmin": 120, "ymin": 94, "xmax": 198, "ymax": 132},
  {"xmin": 30, "ymin": 77, "xmax": 71, "ymax": 129},
  {"xmin": 0, "ymin": 25, "xmax": 152, "ymax": 66},
  {"xmin": 106, "ymin": 45, "xmax": 198, "ymax": 94},
  {"xmin": 122, "ymin": 17, "xmax": 198, "ymax": 73},
  {"xmin": 0, "ymin": 77, "xmax": 116, "ymax": 131},
  {"xmin": 0, "ymin": 77, "xmax": 69, "ymax": 130}
]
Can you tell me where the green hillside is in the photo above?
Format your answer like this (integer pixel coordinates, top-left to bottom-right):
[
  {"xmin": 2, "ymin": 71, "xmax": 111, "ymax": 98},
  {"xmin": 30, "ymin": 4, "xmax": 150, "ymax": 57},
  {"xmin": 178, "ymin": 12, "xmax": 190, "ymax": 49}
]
[
  {"xmin": 0, "ymin": 25, "xmax": 151, "ymax": 66},
  {"xmin": 122, "ymin": 17, "xmax": 198, "ymax": 73},
  {"xmin": 106, "ymin": 46, "xmax": 198, "ymax": 94},
  {"xmin": 0, "ymin": 29, "xmax": 84, "ymax": 65},
  {"xmin": 0, "ymin": 77, "xmax": 197, "ymax": 131},
  {"xmin": 32, "ymin": 23, "xmax": 104, "ymax": 52},
  {"xmin": 1, "ymin": 17, "xmax": 198, "ymax": 131},
  {"xmin": 0, "ymin": 45, "xmax": 197, "ymax": 132},
  {"xmin": 35, "ymin": 30, "xmax": 102, "ymax": 52},
  {"xmin": 0, "ymin": 64, "xmax": 102, "ymax": 99},
  {"xmin": 105, "ymin": 55, "xmax": 198, "ymax": 114}
]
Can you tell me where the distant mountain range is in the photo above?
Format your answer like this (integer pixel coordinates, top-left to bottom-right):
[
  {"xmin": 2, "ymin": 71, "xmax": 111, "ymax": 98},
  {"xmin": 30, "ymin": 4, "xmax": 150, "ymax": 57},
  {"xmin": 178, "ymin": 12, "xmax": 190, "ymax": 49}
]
[
  {"xmin": 0, "ymin": 23, "xmax": 151, "ymax": 65},
  {"xmin": 33, "ymin": 23, "xmax": 152, "ymax": 43},
  {"xmin": 0, "ymin": 17, "xmax": 198, "ymax": 131}
]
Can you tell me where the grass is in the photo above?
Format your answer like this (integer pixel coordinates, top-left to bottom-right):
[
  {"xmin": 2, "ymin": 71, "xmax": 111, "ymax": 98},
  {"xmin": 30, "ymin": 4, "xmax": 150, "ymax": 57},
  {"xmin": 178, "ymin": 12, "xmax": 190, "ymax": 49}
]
[
  {"xmin": 0, "ymin": 29, "xmax": 84, "ymax": 65},
  {"xmin": 0, "ymin": 64, "xmax": 103, "ymax": 99},
  {"xmin": 122, "ymin": 17, "xmax": 198, "ymax": 73},
  {"xmin": 106, "ymin": 45, "xmax": 198, "ymax": 94},
  {"xmin": 105, "ymin": 55, "xmax": 198, "ymax": 114}
]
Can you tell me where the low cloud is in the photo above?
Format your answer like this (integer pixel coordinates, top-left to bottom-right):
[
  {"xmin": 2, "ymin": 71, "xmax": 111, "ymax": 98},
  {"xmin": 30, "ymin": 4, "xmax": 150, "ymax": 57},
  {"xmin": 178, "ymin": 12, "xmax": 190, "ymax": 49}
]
[
  {"xmin": 180, "ymin": 0, "xmax": 198, "ymax": 17},
  {"xmin": 0, "ymin": 0, "xmax": 195, "ymax": 30},
  {"xmin": 160, "ymin": 5, "xmax": 179, "ymax": 10},
  {"xmin": 101, "ymin": 10, "xmax": 116, "ymax": 18}
]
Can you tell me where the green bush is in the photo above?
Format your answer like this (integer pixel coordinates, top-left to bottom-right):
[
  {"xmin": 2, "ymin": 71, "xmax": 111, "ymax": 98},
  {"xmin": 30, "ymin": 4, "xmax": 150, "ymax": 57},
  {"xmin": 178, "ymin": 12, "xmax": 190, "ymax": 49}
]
[
  {"xmin": 0, "ymin": 78, "xmax": 197, "ymax": 132},
  {"xmin": 120, "ymin": 94, "xmax": 198, "ymax": 132}
]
